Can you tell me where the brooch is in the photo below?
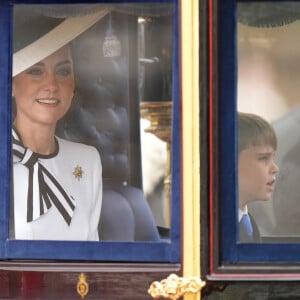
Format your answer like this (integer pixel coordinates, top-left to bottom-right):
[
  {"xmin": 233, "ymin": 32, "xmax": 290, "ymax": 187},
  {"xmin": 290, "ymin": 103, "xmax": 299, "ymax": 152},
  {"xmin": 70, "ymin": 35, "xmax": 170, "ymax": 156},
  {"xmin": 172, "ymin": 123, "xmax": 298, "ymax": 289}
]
[{"xmin": 73, "ymin": 165, "xmax": 83, "ymax": 180}]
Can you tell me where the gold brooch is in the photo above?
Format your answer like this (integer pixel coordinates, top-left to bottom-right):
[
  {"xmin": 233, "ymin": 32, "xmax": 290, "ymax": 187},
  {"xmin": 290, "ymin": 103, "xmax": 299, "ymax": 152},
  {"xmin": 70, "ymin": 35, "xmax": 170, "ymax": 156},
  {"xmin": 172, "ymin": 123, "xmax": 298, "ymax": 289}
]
[{"xmin": 73, "ymin": 165, "xmax": 83, "ymax": 180}]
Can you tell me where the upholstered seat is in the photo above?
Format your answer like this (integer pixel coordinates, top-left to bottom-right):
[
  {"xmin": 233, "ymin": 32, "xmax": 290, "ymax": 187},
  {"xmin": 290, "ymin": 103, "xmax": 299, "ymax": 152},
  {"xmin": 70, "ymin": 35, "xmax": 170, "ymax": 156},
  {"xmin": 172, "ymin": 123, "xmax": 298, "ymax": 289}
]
[{"xmin": 56, "ymin": 11, "xmax": 160, "ymax": 241}]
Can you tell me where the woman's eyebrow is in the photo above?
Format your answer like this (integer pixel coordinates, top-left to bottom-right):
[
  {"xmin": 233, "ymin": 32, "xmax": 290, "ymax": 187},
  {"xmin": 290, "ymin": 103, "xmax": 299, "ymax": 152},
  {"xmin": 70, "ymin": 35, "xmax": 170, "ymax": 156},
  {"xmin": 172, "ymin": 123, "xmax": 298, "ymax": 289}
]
[
  {"xmin": 56, "ymin": 60, "xmax": 72, "ymax": 67},
  {"xmin": 32, "ymin": 60, "xmax": 72, "ymax": 68},
  {"xmin": 33, "ymin": 62, "xmax": 44, "ymax": 67}
]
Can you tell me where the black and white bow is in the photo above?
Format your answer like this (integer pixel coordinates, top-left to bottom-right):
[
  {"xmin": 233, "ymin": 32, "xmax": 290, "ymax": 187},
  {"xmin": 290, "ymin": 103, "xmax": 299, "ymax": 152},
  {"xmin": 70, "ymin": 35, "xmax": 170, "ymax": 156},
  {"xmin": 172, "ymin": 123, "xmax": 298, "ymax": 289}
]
[{"xmin": 12, "ymin": 128, "xmax": 76, "ymax": 225}]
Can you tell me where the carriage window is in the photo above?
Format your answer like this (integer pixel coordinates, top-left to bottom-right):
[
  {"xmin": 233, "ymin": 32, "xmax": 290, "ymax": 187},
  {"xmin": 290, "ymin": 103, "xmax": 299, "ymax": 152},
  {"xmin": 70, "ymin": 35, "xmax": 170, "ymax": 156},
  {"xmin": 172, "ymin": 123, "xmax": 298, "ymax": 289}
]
[
  {"xmin": 238, "ymin": 2, "xmax": 300, "ymax": 243},
  {"xmin": 204, "ymin": 0, "xmax": 300, "ymax": 279},
  {"xmin": 0, "ymin": 1, "xmax": 180, "ymax": 261}
]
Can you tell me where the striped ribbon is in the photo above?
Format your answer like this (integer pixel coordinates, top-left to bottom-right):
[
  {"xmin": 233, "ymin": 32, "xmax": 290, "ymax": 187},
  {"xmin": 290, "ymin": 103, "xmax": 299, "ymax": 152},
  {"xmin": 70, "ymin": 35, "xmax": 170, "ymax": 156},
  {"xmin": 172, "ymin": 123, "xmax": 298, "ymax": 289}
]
[{"xmin": 12, "ymin": 128, "xmax": 76, "ymax": 225}]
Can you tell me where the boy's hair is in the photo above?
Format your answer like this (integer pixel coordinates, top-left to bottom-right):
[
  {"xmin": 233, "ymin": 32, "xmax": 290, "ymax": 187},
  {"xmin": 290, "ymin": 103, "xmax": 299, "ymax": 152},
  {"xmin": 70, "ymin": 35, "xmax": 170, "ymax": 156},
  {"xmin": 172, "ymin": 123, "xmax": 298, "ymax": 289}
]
[{"xmin": 238, "ymin": 112, "xmax": 277, "ymax": 154}]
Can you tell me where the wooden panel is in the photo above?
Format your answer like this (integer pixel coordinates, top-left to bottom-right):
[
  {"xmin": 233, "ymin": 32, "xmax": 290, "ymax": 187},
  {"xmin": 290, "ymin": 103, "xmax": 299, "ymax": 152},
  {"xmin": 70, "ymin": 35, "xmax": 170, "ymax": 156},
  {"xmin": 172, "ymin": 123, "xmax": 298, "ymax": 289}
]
[
  {"xmin": 202, "ymin": 281, "xmax": 300, "ymax": 299},
  {"xmin": 0, "ymin": 263, "xmax": 181, "ymax": 299}
]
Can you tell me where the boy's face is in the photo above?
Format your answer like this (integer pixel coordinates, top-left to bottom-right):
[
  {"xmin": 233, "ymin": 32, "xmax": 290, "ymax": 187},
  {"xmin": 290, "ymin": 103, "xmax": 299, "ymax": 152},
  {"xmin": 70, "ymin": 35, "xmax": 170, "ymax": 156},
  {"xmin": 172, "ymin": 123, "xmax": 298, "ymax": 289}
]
[{"xmin": 238, "ymin": 144, "xmax": 278, "ymax": 209}]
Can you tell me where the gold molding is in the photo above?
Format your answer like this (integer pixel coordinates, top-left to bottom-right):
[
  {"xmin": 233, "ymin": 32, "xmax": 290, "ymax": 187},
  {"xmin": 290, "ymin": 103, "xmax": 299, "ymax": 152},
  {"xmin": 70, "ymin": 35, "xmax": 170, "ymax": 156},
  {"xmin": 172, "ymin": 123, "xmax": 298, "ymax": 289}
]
[
  {"xmin": 181, "ymin": 1, "xmax": 200, "ymax": 300},
  {"xmin": 148, "ymin": 1, "xmax": 200, "ymax": 299},
  {"xmin": 148, "ymin": 273, "xmax": 206, "ymax": 300}
]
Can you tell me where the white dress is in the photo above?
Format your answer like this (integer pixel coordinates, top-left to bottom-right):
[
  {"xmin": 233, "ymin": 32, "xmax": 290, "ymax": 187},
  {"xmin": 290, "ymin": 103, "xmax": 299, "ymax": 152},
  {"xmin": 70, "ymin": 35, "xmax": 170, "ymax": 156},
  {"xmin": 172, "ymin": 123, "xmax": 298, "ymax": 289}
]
[{"xmin": 12, "ymin": 134, "xmax": 102, "ymax": 241}]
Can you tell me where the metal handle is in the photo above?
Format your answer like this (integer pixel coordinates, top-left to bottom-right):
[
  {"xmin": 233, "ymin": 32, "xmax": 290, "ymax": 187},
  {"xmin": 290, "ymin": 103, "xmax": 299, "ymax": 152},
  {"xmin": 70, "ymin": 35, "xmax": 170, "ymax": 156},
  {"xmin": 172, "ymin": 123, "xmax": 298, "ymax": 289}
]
[{"xmin": 148, "ymin": 273, "xmax": 206, "ymax": 300}]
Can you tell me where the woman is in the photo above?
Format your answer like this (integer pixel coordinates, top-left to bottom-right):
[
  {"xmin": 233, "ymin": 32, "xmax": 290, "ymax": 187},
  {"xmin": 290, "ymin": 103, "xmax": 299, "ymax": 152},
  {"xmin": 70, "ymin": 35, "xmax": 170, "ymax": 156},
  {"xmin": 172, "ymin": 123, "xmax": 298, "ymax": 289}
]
[{"xmin": 11, "ymin": 6, "xmax": 106, "ymax": 240}]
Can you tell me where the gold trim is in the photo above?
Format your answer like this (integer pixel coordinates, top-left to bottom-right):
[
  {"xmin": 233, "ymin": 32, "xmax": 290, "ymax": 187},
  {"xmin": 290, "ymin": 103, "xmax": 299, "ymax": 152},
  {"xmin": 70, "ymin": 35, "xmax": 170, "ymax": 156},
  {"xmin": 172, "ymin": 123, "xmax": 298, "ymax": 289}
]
[
  {"xmin": 147, "ymin": 1, "xmax": 200, "ymax": 299},
  {"xmin": 148, "ymin": 274, "xmax": 206, "ymax": 300},
  {"xmin": 181, "ymin": 0, "xmax": 200, "ymax": 299},
  {"xmin": 77, "ymin": 273, "xmax": 89, "ymax": 299}
]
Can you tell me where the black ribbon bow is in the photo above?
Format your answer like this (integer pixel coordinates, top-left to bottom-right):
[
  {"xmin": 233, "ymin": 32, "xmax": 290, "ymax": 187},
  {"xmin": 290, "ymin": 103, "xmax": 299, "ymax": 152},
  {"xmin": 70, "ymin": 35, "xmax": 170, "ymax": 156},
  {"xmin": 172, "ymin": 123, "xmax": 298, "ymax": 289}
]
[{"xmin": 12, "ymin": 128, "xmax": 76, "ymax": 225}]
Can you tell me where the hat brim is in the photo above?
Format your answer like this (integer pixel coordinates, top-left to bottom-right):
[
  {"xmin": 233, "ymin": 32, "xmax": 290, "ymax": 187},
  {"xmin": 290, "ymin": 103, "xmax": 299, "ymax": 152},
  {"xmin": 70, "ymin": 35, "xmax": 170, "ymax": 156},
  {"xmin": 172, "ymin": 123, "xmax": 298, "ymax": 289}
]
[
  {"xmin": 13, "ymin": 8, "xmax": 109, "ymax": 77},
  {"xmin": 238, "ymin": 3, "xmax": 300, "ymax": 28}
]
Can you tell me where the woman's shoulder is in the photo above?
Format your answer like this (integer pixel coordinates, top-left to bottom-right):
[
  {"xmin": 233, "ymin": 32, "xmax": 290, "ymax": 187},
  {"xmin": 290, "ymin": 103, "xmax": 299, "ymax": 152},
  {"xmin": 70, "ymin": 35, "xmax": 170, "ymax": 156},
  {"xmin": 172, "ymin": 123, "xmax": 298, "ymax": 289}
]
[{"xmin": 56, "ymin": 137, "xmax": 100, "ymax": 158}]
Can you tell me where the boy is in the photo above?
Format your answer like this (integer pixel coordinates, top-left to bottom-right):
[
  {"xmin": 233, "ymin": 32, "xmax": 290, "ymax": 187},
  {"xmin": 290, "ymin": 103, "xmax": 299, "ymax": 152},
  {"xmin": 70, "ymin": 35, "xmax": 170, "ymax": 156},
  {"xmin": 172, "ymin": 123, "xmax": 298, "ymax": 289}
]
[{"xmin": 238, "ymin": 112, "xmax": 279, "ymax": 242}]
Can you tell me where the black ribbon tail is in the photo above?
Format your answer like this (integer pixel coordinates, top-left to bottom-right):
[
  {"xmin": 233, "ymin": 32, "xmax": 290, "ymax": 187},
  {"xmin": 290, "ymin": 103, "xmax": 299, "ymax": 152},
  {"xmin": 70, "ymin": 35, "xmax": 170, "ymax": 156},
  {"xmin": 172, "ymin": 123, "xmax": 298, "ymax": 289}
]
[{"xmin": 27, "ymin": 166, "xmax": 34, "ymax": 222}]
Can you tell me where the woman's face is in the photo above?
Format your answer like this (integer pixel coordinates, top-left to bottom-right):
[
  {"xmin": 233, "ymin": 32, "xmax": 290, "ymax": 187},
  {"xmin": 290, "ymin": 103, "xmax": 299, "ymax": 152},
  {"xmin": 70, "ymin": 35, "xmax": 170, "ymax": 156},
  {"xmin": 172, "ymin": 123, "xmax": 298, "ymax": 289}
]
[{"xmin": 12, "ymin": 45, "xmax": 75, "ymax": 128}]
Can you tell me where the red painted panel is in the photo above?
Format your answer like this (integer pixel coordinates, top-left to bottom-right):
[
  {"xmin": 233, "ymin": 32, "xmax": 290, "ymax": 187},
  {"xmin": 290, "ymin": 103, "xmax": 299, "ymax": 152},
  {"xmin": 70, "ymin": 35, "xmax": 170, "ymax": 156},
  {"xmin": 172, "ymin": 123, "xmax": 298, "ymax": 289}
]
[{"xmin": 0, "ymin": 263, "xmax": 181, "ymax": 299}]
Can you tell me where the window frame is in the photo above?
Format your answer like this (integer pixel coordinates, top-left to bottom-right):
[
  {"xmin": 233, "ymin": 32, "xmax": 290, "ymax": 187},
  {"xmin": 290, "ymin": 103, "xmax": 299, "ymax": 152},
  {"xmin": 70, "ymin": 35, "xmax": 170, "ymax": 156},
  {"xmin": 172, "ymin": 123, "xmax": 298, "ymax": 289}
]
[
  {"xmin": 202, "ymin": 0, "xmax": 300, "ymax": 281},
  {"xmin": 0, "ymin": 0, "xmax": 181, "ymax": 263}
]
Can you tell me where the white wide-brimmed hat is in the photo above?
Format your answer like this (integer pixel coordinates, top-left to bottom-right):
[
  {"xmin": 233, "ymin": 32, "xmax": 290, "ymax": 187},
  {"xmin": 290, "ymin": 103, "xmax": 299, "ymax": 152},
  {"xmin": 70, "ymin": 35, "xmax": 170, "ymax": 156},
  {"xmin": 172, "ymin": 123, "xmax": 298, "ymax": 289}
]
[{"xmin": 13, "ymin": 5, "xmax": 110, "ymax": 77}]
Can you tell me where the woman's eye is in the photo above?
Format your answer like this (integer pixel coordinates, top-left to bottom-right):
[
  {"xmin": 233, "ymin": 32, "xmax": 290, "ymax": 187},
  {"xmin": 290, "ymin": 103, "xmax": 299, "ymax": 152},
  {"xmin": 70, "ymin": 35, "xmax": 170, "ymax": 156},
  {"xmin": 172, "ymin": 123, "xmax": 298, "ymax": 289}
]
[
  {"xmin": 56, "ymin": 67, "xmax": 72, "ymax": 77},
  {"xmin": 26, "ymin": 68, "xmax": 43, "ymax": 76}
]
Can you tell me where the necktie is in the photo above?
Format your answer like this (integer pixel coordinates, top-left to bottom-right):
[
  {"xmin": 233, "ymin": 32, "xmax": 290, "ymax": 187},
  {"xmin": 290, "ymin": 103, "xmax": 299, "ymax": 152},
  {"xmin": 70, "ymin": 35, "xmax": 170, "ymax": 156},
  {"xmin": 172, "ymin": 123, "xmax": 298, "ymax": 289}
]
[
  {"xmin": 12, "ymin": 128, "xmax": 76, "ymax": 225},
  {"xmin": 240, "ymin": 214, "xmax": 253, "ymax": 239}
]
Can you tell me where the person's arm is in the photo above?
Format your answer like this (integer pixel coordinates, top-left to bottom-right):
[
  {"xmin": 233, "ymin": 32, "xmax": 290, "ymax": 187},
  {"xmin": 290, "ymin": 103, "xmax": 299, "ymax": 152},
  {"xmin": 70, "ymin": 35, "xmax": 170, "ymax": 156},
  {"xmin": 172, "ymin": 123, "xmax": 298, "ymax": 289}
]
[{"xmin": 88, "ymin": 147, "xmax": 102, "ymax": 241}]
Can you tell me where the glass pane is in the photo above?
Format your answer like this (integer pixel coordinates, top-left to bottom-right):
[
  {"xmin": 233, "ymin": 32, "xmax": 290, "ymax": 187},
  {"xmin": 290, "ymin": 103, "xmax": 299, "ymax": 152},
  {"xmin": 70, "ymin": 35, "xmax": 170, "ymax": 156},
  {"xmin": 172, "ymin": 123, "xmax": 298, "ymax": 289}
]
[
  {"xmin": 238, "ymin": 2, "xmax": 300, "ymax": 242},
  {"xmin": 138, "ymin": 14, "xmax": 173, "ymax": 231},
  {"xmin": 11, "ymin": 3, "xmax": 174, "ymax": 244}
]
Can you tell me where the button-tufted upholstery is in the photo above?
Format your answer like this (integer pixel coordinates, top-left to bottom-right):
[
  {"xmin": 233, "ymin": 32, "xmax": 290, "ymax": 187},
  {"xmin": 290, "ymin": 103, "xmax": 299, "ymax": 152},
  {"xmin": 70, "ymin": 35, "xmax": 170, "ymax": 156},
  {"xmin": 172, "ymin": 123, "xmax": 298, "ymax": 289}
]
[{"xmin": 56, "ymin": 12, "xmax": 160, "ymax": 241}]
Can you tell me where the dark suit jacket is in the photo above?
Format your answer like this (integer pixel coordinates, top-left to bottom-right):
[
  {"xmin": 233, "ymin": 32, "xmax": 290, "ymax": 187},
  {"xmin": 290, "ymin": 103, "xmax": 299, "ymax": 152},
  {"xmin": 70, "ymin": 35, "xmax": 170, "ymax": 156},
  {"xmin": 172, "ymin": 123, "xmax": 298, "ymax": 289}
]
[{"xmin": 239, "ymin": 213, "xmax": 261, "ymax": 242}]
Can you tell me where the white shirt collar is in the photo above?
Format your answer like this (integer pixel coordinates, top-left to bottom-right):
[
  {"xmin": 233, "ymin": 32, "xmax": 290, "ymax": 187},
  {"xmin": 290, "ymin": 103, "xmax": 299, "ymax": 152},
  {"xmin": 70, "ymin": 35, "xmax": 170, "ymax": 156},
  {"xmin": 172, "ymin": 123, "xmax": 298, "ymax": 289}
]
[{"xmin": 238, "ymin": 206, "xmax": 248, "ymax": 222}]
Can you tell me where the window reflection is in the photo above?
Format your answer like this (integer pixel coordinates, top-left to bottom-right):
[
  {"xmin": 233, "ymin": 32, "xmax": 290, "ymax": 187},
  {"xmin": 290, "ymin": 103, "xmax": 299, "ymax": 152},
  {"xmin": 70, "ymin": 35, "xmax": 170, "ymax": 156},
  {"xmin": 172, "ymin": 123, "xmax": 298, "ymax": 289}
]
[
  {"xmin": 238, "ymin": 2, "xmax": 300, "ymax": 242},
  {"xmin": 11, "ymin": 4, "xmax": 173, "ymax": 242}
]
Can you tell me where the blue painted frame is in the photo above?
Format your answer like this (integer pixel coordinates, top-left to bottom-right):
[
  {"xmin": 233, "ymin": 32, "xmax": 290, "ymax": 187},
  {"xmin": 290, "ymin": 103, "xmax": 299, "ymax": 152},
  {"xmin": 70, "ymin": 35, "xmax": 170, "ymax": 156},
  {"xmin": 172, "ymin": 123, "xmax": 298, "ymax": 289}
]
[
  {"xmin": 0, "ymin": 0, "xmax": 181, "ymax": 262},
  {"xmin": 217, "ymin": 0, "xmax": 300, "ymax": 271}
]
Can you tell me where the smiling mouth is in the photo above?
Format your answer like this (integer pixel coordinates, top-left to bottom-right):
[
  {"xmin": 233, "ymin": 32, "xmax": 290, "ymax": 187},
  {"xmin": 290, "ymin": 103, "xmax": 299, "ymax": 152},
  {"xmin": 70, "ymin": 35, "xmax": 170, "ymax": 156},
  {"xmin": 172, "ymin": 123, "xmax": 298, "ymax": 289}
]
[{"xmin": 37, "ymin": 99, "xmax": 59, "ymax": 105}]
